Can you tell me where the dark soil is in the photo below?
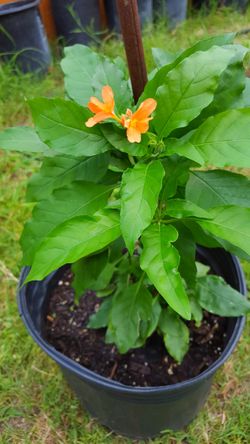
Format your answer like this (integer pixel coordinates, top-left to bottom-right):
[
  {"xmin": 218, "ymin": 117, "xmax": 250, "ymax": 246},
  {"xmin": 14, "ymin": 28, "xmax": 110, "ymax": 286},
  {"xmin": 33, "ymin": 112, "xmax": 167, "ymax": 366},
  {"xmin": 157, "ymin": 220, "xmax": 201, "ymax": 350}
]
[{"xmin": 44, "ymin": 269, "xmax": 229, "ymax": 387}]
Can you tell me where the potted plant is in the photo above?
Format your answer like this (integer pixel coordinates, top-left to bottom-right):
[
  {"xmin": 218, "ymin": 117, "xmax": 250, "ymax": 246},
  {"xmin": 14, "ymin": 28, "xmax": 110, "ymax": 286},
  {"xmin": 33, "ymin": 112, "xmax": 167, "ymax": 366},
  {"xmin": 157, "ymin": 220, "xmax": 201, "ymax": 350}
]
[{"xmin": 1, "ymin": 26, "xmax": 250, "ymax": 438}]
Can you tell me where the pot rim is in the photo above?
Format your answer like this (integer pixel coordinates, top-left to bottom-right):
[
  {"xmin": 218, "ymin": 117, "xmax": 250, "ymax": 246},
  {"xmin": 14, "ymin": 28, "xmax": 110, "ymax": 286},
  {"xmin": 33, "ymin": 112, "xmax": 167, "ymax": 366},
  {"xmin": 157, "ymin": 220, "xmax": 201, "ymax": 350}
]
[
  {"xmin": 0, "ymin": 0, "xmax": 39, "ymax": 16},
  {"xmin": 17, "ymin": 253, "xmax": 246, "ymax": 395}
]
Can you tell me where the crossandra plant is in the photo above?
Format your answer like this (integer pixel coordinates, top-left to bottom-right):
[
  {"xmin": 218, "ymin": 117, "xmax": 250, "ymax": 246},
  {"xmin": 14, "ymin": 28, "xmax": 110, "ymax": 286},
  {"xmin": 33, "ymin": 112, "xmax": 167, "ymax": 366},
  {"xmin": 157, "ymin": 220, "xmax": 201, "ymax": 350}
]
[{"xmin": 2, "ymin": 33, "xmax": 250, "ymax": 363}]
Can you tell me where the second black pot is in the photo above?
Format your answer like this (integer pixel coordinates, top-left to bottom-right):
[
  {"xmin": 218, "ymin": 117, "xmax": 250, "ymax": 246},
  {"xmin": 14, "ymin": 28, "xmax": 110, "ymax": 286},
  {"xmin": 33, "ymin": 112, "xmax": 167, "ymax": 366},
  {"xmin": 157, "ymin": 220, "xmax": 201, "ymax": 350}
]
[
  {"xmin": 0, "ymin": 0, "xmax": 51, "ymax": 74},
  {"xmin": 51, "ymin": 0, "xmax": 101, "ymax": 46},
  {"xmin": 17, "ymin": 247, "xmax": 246, "ymax": 439}
]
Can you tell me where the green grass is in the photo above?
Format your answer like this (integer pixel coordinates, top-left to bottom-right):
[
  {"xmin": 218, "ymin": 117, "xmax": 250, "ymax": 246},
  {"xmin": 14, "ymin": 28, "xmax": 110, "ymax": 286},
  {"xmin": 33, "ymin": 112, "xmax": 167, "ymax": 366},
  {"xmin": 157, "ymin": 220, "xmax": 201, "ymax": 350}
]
[{"xmin": 1, "ymin": 6, "xmax": 250, "ymax": 443}]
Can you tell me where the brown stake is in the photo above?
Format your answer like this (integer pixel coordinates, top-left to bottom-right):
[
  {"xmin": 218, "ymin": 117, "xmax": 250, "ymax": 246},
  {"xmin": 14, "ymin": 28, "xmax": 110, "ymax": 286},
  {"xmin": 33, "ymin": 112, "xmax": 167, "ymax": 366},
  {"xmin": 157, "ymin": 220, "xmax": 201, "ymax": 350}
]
[
  {"xmin": 116, "ymin": 0, "xmax": 147, "ymax": 102},
  {"xmin": 98, "ymin": 0, "xmax": 109, "ymax": 32}
]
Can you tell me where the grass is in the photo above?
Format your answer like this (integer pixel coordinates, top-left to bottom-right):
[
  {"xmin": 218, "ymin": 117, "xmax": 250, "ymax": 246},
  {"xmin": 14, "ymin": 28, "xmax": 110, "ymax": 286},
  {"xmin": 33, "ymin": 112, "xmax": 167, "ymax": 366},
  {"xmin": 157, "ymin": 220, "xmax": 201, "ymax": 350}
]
[{"xmin": 1, "ymin": 5, "xmax": 250, "ymax": 443}]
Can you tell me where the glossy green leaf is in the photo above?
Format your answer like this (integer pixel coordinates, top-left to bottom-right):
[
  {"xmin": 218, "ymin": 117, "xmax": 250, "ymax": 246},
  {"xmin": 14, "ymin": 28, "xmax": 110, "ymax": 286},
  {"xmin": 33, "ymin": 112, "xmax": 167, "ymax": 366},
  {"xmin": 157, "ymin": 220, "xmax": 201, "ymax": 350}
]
[
  {"xmin": 109, "ymin": 281, "xmax": 153, "ymax": 353},
  {"xmin": 190, "ymin": 296, "xmax": 203, "ymax": 327},
  {"xmin": 88, "ymin": 298, "xmax": 112, "ymax": 329},
  {"xmin": 26, "ymin": 153, "xmax": 110, "ymax": 202},
  {"xmin": 25, "ymin": 210, "xmax": 121, "ymax": 283},
  {"xmin": 167, "ymin": 109, "xmax": 250, "ymax": 168},
  {"xmin": 29, "ymin": 98, "xmax": 111, "ymax": 157},
  {"xmin": 186, "ymin": 170, "xmax": 250, "ymax": 209},
  {"xmin": 160, "ymin": 155, "xmax": 192, "ymax": 201},
  {"xmin": 174, "ymin": 223, "xmax": 197, "ymax": 287},
  {"xmin": 121, "ymin": 160, "xmax": 165, "ymax": 254},
  {"xmin": 21, "ymin": 181, "xmax": 113, "ymax": 265},
  {"xmin": 92, "ymin": 58, "xmax": 132, "ymax": 114},
  {"xmin": 184, "ymin": 219, "xmax": 250, "ymax": 261},
  {"xmin": 197, "ymin": 206, "xmax": 250, "ymax": 256},
  {"xmin": 196, "ymin": 275, "xmax": 250, "ymax": 316},
  {"xmin": 61, "ymin": 44, "xmax": 100, "ymax": 105},
  {"xmin": 140, "ymin": 224, "xmax": 191, "ymax": 319},
  {"xmin": 202, "ymin": 45, "xmax": 248, "ymax": 114},
  {"xmin": 101, "ymin": 125, "xmax": 147, "ymax": 157},
  {"xmin": 72, "ymin": 250, "xmax": 109, "ymax": 299},
  {"xmin": 0, "ymin": 127, "xmax": 47, "ymax": 153},
  {"xmin": 140, "ymin": 33, "xmax": 236, "ymax": 102},
  {"xmin": 196, "ymin": 261, "xmax": 210, "ymax": 277},
  {"xmin": 159, "ymin": 308, "xmax": 189, "ymax": 363},
  {"xmin": 154, "ymin": 46, "xmax": 233, "ymax": 138},
  {"xmin": 135, "ymin": 297, "xmax": 162, "ymax": 347},
  {"xmin": 186, "ymin": 44, "xmax": 248, "ymax": 132},
  {"xmin": 152, "ymin": 47, "xmax": 180, "ymax": 68},
  {"xmin": 165, "ymin": 199, "xmax": 212, "ymax": 220},
  {"xmin": 236, "ymin": 77, "xmax": 250, "ymax": 108}
]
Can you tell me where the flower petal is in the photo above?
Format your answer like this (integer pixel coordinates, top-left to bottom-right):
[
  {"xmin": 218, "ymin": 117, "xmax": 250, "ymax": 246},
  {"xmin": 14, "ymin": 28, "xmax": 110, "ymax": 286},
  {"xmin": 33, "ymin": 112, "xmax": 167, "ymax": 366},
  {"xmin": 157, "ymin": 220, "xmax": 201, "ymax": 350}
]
[
  {"xmin": 134, "ymin": 98, "xmax": 157, "ymax": 120},
  {"xmin": 88, "ymin": 97, "xmax": 106, "ymax": 113},
  {"xmin": 127, "ymin": 127, "xmax": 141, "ymax": 143},
  {"xmin": 85, "ymin": 112, "xmax": 111, "ymax": 127},
  {"xmin": 136, "ymin": 119, "xmax": 150, "ymax": 133},
  {"xmin": 102, "ymin": 85, "xmax": 114, "ymax": 105}
]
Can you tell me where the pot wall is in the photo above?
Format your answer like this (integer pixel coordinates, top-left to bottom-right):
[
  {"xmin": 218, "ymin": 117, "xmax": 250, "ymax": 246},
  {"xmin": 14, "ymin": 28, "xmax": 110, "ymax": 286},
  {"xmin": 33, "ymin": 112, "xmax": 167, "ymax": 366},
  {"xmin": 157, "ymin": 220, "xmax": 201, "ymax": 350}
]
[
  {"xmin": 61, "ymin": 366, "xmax": 213, "ymax": 438},
  {"xmin": 51, "ymin": 0, "xmax": 101, "ymax": 45},
  {"xmin": 17, "ymin": 247, "xmax": 246, "ymax": 439},
  {"xmin": 0, "ymin": 0, "xmax": 51, "ymax": 74}
]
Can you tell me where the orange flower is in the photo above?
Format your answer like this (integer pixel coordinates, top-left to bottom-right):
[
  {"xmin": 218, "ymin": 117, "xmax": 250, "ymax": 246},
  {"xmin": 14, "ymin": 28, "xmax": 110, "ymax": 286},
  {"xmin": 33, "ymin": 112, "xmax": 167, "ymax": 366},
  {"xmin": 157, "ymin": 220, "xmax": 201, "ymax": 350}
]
[
  {"xmin": 121, "ymin": 98, "xmax": 157, "ymax": 143},
  {"xmin": 85, "ymin": 85, "xmax": 121, "ymax": 127}
]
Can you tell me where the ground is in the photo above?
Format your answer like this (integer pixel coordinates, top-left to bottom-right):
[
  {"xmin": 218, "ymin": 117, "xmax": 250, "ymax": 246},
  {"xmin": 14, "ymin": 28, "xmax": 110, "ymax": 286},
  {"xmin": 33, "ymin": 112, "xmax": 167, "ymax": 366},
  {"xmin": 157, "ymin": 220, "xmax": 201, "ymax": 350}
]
[{"xmin": 0, "ymin": 5, "xmax": 250, "ymax": 444}]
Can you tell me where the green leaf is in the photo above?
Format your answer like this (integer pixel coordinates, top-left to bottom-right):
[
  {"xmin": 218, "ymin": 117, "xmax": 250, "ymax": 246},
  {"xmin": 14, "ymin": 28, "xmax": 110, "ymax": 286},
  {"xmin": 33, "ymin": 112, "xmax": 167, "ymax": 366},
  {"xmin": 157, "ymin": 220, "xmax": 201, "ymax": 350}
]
[
  {"xmin": 236, "ymin": 77, "xmax": 250, "ymax": 108},
  {"xmin": 140, "ymin": 224, "xmax": 191, "ymax": 319},
  {"xmin": 101, "ymin": 125, "xmax": 147, "ymax": 157},
  {"xmin": 26, "ymin": 153, "xmax": 110, "ymax": 202},
  {"xmin": 165, "ymin": 199, "xmax": 212, "ymax": 220},
  {"xmin": 174, "ymin": 223, "xmax": 197, "ymax": 287},
  {"xmin": 190, "ymin": 296, "xmax": 203, "ymax": 327},
  {"xmin": 135, "ymin": 297, "xmax": 162, "ymax": 347},
  {"xmin": 196, "ymin": 275, "xmax": 250, "ymax": 316},
  {"xmin": 186, "ymin": 170, "xmax": 250, "ymax": 209},
  {"xmin": 109, "ymin": 281, "xmax": 153, "ymax": 353},
  {"xmin": 61, "ymin": 44, "xmax": 100, "ymax": 105},
  {"xmin": 197, "ymin": 206, "xmax": 250, "ymax": 256},
  {"xmin": 21, "ymin": 181, "xmax": 113, "ymax": 265},
  {"xmin": 152, "ymin": 47, "xmax": 180, "ymax": 68},
  {"xmin": 159, "ymin": 308, "xmax": 189, "ymax": 363},
  {"xmin": 72, "ymin": 250, "xmax": 109, "ymax": 299},
  {"xmin": 185, "ymin": 44, "xmax": 248, "ymax": 132},
  {"xmin": 160, "ymin": 155, "xmax": 192, "ymax": 201},
  {"xmin": 121, "ymin": 161, "xmax": 165, "ymax": 254},
  {"xmin": 184, "ymin": 220, "xmax": 223, "ymax": 248},
  {"xmin": 196, "ymin": 261, "xmax": 210, "ymax": 277},
  {"xmin": 29, "ymin": 98, "xmax": 111, "ymax": 157},
  {"xmin": 140, "ymin": 33, "xmax": 236, "ymax": 102},
  {"xmin": 88, "ymin": 298, "xmax": 112, "ymax": 329},
  {"xmin": 25, "ymin": 209, "xmax": 121, "ymax": 283},
  {"xmin": 92, "ymin": 58, "xmax": 132, "ymax": 114},
  {"xmin": 167, "ymin": 109, "xmax": 250, "ymax": 168},
  {"xmin": 202, "ymin": 45, "xmax": 248, "ymax": 114},
  {"xmin": 184, "ymin": 219, "xmax": 250, "ymax": 261},
  {"xmin": 0, "ymin": 127, "xmax": 47, "ymax": 153},
  {"xmin": 154, "ymin": 46, "xmax": 234, "ymax": 138}
]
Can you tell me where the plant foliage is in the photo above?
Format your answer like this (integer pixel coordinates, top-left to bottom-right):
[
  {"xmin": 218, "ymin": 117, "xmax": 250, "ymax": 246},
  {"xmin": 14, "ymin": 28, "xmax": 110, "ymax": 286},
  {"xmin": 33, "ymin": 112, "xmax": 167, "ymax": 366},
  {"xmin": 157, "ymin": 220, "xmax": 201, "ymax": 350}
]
[{"xmin": 2, "ymin": 34, "xmax": 250, "ymax": 363}]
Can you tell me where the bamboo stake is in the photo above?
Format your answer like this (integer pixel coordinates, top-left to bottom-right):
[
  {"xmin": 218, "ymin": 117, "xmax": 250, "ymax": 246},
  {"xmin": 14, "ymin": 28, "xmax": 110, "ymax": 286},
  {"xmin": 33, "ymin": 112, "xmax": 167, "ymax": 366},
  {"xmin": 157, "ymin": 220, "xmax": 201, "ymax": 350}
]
[{"xmin": 116, "ymin": 0, "xmax": 147, "ymax": 102}]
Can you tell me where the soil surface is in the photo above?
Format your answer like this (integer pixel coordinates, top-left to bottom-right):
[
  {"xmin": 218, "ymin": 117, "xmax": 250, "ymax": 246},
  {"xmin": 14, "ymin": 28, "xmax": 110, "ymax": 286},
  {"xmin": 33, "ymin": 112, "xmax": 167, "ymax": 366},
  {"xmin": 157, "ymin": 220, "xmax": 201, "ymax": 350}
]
[{"xmin": 44, "ymin": 269, "xmax": 229, "ymax": 387}]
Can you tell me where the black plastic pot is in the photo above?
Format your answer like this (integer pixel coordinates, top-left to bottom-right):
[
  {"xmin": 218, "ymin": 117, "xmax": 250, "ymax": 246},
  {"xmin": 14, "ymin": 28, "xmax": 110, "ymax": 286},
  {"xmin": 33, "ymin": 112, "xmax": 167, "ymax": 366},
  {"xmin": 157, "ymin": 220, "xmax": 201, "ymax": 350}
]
[
  {"xmin": 51, "ymin": 0, "xmax": 101, "ymax": 46},
  {"xmin": 106, "ymin": 0, "xmax": 153, "ymax": 31},
  {"xmin": 17, "ymin": 247, "xmax": 246, "ymax": 439},
  {"xmin": 153, "ymin": 0, "xmax": 188, "ymax": 27},
  {"xmin": 0, "ymin": 0, "xmax": 51, "ymax": 74}
]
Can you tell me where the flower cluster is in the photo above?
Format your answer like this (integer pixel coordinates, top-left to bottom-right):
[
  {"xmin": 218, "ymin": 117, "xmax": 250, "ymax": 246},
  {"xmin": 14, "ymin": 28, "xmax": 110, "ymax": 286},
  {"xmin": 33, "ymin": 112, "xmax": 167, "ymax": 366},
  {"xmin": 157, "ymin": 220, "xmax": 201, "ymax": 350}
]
[{"xmin": 85, "ymin": 85, "xmax": 157, "ymax": 143}]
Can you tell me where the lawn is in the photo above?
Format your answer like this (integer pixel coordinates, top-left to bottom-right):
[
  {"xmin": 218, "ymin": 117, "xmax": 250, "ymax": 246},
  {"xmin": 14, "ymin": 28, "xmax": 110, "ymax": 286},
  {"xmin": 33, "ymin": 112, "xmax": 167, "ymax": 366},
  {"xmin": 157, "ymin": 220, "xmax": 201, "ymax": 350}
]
[{"xmin": 1, "ymin": 5, "xmax": 250, "ymax": 443}]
